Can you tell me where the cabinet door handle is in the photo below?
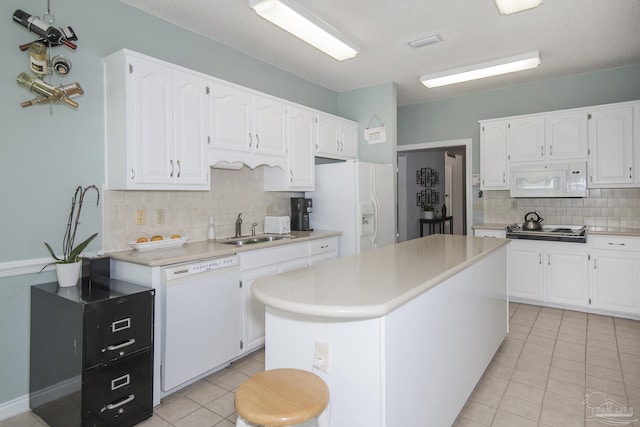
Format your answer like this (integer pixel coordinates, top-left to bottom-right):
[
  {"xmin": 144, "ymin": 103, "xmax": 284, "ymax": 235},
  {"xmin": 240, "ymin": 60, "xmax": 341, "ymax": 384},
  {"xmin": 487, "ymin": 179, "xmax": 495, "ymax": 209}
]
[
  {"xmin": 630, "ymin": 167, "xmax": 633, "ymax": 179},
  {"xmin": 177, "ymin": 160, "xmax": 181, "ymax": 178},
  {"xmin": 106, "ymin": 338, "xmax": 136, "ymax": 352},
  {"xmin": 541, "ymin": 146, "xmax": 544, "ymax": 157},
  {"xmin": 336, "ymin": 140, "xmax": 340, "ymax": 151},
  {"xmin": 289, "ymin": 170, "xmax": 293, "ymax": 182},
  {"xmin": 608, "ymin": 242, "xmax": 626, "ymax": 246},
  {"xmin": 502, "ymin": 172, "xmax": 506, "ymax": 183},
  {"xmin": 320, "ymin": 244, "xmax": 329, "ymax": 249},
  {"xmin": 594, "ymin": 258, "xmax": 597, "ymax": 269},
  {"xmin": 256, "ymin": 134, "xmax": 260, "ymax": 149},
  {"xmin": 547, "ymin": 254, "xmax": 550, "ymax": 266},
  {"xmin": 130, "ymin": 169, "xmax": 135, "ymax": 180},
  {"xmin": 538, "ymin": 253, "xmax": 542, "ymax": 264},
  {"xmin": 249, "ymin": 133, "xmax": 252, "ymax": 148},
  {"xmin": 549, "ymin": 145, "xmax": 553, "ymax": 156},
  {"xmin": 170, "ymin": 160, "xmax": 174, "ymax": 178},
  {"xmin": 103, "ymin": 394, "xmax": 135, "ymax": 412}
]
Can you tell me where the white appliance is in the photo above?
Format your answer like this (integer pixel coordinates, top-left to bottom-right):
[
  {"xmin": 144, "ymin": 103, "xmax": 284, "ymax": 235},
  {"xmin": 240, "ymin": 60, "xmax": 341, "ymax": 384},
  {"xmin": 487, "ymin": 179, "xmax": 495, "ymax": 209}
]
[
  {"xmin": 510, "ymin": 161, "xmax": 587, "ymax": 198},
  {"xmin": 306, "ymin": 160, "xmax": 396, "ymax": 257},
  {"xmin": 264, "ymin": 216, "xmax": 290, "ymax": 234},
  {"xmin": 162, "ymin": 255, "xmax": 241, "ymax": 391}
]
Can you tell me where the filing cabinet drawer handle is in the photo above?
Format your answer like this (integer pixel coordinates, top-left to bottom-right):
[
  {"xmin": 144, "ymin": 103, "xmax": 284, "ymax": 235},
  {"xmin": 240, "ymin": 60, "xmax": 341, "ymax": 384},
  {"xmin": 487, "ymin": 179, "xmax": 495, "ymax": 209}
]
[
  {"xmin": 101, "ymin": 394, "xmax": 135, "ymax": 412},
  {"xmin": 111, "ymin": 318, "xmax": 131, "ymax": 333},
  {"xmin": 111, "ymin": 374, "xmax": 131, "ymax": 391},
  {"xmin": 106, "ymin": 338, "xmax": 136, "ymax": 352}
]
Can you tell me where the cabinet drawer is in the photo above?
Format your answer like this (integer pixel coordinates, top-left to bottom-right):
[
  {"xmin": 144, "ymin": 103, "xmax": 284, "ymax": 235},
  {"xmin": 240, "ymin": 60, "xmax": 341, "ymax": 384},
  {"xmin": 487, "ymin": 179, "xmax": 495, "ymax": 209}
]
[
  {"xmin": 83, "ymin": 350, "xmax": 153, "ymax": 426},
  {"xmin": 591, "ymin": 235, "xmax": 640, "ymax": 252},
  {"xmin": 84, "ymin": 291, "xmax": 153, "ymax": 366},
  {"xmin": 309, "ymin": 238, "xmax": 337, "ymax": 256},
  {"xmin": 240, "ymin": 242, "xmax": 307, "ymax": 270},
  {"xmin": 474, "ymin": 229, "xmax": 506, "ymax": 238}
]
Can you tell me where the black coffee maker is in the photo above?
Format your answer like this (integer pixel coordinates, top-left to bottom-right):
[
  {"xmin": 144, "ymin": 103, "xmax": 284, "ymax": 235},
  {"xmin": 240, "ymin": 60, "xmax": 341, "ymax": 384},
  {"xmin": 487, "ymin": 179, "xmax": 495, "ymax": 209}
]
[{"xmin": 291, "ymin": 197, "xmax": 313, "ymax": 231}]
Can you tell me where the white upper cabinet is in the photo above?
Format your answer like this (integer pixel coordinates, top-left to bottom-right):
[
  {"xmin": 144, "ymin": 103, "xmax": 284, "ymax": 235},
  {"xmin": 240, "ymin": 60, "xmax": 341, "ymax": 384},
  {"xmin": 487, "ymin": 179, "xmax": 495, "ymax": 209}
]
[
  {"xmin": 545, "ymin": 112, "xmax": 588, "ymax": 160},
  {"xmin": 103, "ymin": 50, "xmax": 210, "ymax": 191},
  {"xmin": 209, "ymin": 83, "xmax": 287, "ymax": 169},
  {"xmin": 480, "ymin": 119, "xmax": 509, "ymax": 190},
  {"xmin": 588, "ymin": 105, "xmax": 634, "ymax": 187},
  {"xmin": 264, "ymin": 106, "xmax": 315, "ymax": 191},
  {"xmin": 173, "ymin": 71, "xmax": 212, "ymax": 186},
  {"xmin": 509, "ymin": 113, "xmax": 588, "ymax": 163},
  {"xmin": 316, "ymin": 113, "xmax": 358, "ymax": 160},
  {"xmin": 480, "ymin": 100, "xmax": 639, "ymax": 189},
  {"xmin": 508, "ymin": 116, "xmax": 545, "ymax": 162}
]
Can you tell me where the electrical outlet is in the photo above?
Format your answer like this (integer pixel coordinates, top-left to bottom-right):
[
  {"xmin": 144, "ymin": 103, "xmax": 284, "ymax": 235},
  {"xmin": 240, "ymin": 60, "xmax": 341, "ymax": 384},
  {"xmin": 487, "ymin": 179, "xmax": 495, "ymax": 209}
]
[
  {"xmin": 473, "ymin": 201, "xmax": 483, "ymax": 210},
  {"xmin": 135, "ymin": 209, "xmax": 145, "ymax": 225},
  {"xmin": 511, "ymin": 200, "xmax": 518, "ymax": 210},
  {"xmin": 314, "ymin": 342, "xmax": 329, "ymax": 372},
  {"xmin": 156, "ymin": 209, "xmax": 165, "ymax": 224}
]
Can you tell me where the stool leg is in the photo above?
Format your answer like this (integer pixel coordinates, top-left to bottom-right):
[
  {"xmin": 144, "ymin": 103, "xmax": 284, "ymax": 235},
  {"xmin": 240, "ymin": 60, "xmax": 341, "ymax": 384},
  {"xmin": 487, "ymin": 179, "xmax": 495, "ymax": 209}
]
[
  {"xmin": 317, "ymin": 410, "xmax": 329, "ymax": 427},
  {"xmin": 235, "ymin": 415, "xmax": 253, "ymax": 427}
]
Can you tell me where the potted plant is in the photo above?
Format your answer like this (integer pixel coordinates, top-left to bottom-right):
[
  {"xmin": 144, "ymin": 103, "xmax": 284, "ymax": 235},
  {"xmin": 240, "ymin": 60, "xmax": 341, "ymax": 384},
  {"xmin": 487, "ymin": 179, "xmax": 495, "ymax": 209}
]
[
  {"xmin": 43, "ymin": 185, "xmax": 100, "ymax": 287},
  {"xmin": 420, "ymin": 205, "xmax": 434, "ymax": 219}
]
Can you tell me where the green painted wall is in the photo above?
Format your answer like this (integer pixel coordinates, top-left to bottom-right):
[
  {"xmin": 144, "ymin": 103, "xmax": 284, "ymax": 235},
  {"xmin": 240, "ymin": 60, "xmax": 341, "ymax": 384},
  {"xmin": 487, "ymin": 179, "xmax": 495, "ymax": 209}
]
[
  {"xmin": 338, "ymin": 82, "xmax": 398, "ymax": 164},
  {"xmin": 0, "ymin": 0, "xmax": 342, "ymax": 407}
]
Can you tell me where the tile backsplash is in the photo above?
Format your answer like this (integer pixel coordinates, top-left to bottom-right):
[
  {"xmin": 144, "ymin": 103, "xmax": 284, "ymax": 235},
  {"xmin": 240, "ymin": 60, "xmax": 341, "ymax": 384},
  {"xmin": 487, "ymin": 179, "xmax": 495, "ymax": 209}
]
[
  {"xmin": 102, "ymin": 166, "xmax": 297, "ymax": 251},
  {"xmin": 482, "ymin": 188, "xmax": 640, "ymax": 230}
]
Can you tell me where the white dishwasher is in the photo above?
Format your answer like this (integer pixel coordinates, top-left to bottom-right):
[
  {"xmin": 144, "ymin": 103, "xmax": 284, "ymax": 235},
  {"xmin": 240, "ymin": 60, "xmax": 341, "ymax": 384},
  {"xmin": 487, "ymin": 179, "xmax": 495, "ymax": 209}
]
[{"xmin": 162, "ymin": 255, "xmax": 241, "ymax": 391}]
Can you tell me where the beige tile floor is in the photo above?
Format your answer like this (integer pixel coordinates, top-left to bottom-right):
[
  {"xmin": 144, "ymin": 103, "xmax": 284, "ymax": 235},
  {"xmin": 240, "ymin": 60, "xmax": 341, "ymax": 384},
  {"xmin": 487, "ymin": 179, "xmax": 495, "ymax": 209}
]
[{"xmin": 3, "ymin": 303, "xmax": 639, "ymax": 427}]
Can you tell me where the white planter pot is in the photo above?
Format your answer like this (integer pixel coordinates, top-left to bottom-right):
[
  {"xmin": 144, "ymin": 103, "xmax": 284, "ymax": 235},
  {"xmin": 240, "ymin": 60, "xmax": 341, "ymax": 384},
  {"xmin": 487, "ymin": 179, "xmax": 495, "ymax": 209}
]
[
  {"xmin": 56, "ymin": 261, "xmax": 81, "ymax": 287},
  {"xmin": 420, "ymin": 211, "xmax": 434, "ymax": 219}
]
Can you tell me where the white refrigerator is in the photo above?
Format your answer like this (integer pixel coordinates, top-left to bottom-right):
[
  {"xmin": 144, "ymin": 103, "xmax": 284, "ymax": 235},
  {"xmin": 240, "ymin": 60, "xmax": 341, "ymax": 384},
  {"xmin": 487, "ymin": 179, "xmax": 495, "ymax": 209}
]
[{"xmin": 306, "ymin": 160, "xmax": 396, "ymax": 258}]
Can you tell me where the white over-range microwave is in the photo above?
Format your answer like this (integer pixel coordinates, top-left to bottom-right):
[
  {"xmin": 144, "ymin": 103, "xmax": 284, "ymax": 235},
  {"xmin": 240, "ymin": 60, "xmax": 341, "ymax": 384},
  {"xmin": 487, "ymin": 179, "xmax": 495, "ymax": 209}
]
[{"xmin": 510, "ymin": 161, "xmax": 587, "ymax": 198}]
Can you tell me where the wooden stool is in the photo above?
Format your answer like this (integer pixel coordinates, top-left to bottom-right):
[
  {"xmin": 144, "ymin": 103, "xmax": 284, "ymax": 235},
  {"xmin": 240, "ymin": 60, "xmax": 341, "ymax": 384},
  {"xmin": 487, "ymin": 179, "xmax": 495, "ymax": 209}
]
[{"xmin": 234, "ymin": 368, "xmax": 330, "ymax": 427}]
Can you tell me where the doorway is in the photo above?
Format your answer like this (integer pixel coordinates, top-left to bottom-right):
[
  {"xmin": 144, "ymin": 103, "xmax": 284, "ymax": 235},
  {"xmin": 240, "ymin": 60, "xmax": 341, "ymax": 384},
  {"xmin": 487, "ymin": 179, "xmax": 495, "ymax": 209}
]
[{"xmin": 397, "ymin": 139, "xmax": 472, "ymax": 242}]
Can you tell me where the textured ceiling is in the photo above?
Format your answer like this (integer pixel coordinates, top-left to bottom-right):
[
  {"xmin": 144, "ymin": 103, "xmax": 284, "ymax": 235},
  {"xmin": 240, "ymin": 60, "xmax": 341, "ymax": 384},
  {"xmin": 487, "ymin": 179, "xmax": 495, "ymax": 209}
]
[{"xmin": 121, "ymin": 0, "xmax": 640, "ymax": 106}]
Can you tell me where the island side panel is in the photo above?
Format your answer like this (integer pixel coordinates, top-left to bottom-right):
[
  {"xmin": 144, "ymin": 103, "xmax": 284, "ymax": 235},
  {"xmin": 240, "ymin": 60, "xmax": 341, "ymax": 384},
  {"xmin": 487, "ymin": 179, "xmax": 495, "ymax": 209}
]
[
  {"xmin": 384, "ymin": 244, "xmax": 508, "ymax": 426},
  {"xmin": 264, "ymin": 309, "xmax": 386, "ymax": 427}
]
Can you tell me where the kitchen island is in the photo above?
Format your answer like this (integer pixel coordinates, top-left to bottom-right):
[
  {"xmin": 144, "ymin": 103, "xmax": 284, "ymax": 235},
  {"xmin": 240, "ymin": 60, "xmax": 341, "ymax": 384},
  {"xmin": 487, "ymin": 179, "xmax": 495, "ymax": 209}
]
[{"xmin": 252, "ymin": 234, "xmax": 509, "ymax": 427}]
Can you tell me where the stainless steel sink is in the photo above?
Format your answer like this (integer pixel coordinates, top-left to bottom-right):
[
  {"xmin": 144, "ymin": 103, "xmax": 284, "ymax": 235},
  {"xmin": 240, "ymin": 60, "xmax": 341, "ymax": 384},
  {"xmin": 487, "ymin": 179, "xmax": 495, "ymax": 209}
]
[{"xmin": 221, "ymin": 235, "xmax": 290, "ymax": 246}]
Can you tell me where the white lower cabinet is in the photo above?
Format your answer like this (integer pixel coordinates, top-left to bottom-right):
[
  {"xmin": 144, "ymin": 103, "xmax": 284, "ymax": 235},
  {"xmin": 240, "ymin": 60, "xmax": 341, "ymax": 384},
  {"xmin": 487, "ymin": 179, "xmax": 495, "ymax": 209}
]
[
  {"xmin": 240, "ymin": 237, "xmax": 339, "ymax": 353},
  {"xmin": 546, "ymin": 249, "xmax": 589, "ymax": 307},
  {"xmin": 508, "ymin": 235, "xmax": 640, "ymax": 317},
  {"xmin": 508, "ymin": 240, "xmax": 589, "ymax": 307},
  {"xmin": 590, "ymin": 236, "xmax": 640, "ymax": 315},
  {"xmin": 509, "ymin": 241, "xmax": 545, "ymax": 301}
]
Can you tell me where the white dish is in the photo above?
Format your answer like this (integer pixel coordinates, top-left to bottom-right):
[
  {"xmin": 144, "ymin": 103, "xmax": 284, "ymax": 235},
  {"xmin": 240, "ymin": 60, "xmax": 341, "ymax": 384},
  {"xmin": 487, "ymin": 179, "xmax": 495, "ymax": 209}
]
[{"xmin": 128, "ymin": 236, "xmax": 190, "ymax": 251}]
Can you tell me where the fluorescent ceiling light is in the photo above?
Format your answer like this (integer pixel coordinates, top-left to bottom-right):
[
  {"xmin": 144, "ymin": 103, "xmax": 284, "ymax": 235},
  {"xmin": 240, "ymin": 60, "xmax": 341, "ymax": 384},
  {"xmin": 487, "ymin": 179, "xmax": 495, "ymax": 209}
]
[
  {"xmin": 406, "ymin": 33, "xmax": 442, "ymax": 49},
  {"xmin": 494, "ymin": 0, "xmax": 543, "ymax": 15},
  {"xmin": 420, "ymin": 51, "xmax": 540, "ymax": 88},
  {"xmin": 249, "ymin": 0, "xmax": 359, "ymax": 61}
]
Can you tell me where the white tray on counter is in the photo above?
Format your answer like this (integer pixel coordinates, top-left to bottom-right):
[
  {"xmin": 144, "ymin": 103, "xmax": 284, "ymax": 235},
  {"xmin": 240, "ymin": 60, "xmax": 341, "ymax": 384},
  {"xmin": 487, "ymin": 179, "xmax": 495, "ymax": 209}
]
[{"xmin": 128, "ymin": 236, "xmax": 190, "ymax": 251}]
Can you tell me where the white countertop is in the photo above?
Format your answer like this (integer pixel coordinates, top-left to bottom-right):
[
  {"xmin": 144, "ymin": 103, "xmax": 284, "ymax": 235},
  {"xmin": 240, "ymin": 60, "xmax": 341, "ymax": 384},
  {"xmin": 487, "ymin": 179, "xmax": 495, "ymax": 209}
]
[
  {"xmin": 107, "ymin": 230, "xmax": 341, "ymax": 267},
  {"xmin": 252, "ymin": 234, "xmax": 509, "ymax": 320}
]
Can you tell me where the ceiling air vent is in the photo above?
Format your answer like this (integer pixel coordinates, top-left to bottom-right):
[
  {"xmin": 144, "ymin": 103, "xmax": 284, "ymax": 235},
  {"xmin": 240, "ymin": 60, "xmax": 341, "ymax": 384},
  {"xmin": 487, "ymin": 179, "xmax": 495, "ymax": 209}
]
[{"xmin": 406, "ymin": 33, "xmax": 442, "ymax": 49}]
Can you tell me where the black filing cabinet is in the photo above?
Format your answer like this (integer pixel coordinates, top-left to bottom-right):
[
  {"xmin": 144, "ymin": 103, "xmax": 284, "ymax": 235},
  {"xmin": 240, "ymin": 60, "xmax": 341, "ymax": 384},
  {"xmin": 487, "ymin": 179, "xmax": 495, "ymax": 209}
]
[{"xmin": 30, "ymin": 261, "xmax": 154, "ymax": 427}]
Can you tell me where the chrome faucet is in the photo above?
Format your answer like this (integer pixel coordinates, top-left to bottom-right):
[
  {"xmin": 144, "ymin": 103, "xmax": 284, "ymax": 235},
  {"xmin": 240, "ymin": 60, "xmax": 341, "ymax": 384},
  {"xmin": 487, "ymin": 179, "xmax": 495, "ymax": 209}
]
[
  {"xmin": 251, "ymin": 222, "xmax": 258, "ymax": 236},
  {"xmin": 235, "ymin": 213, "xmax": 243, "ymax": 238}
]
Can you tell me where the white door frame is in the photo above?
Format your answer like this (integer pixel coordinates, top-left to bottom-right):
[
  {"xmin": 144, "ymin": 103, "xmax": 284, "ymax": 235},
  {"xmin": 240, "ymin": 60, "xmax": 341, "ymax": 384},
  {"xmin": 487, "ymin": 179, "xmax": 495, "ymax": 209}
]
[{"xmin": 397, "ymin": 138, "xmax": 473, "ymax": 238}]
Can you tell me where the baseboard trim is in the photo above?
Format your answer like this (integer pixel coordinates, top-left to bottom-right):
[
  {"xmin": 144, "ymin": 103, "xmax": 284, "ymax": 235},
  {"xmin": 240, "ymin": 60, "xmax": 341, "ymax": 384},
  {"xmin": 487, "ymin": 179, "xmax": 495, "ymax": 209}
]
[
  {"xmin": 0, "ymin": 394, "xmax": 30, "ymax": 422},
  {"xmin": 509, "ymin": 297, "xmax": 640, "ymax": 321}
]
